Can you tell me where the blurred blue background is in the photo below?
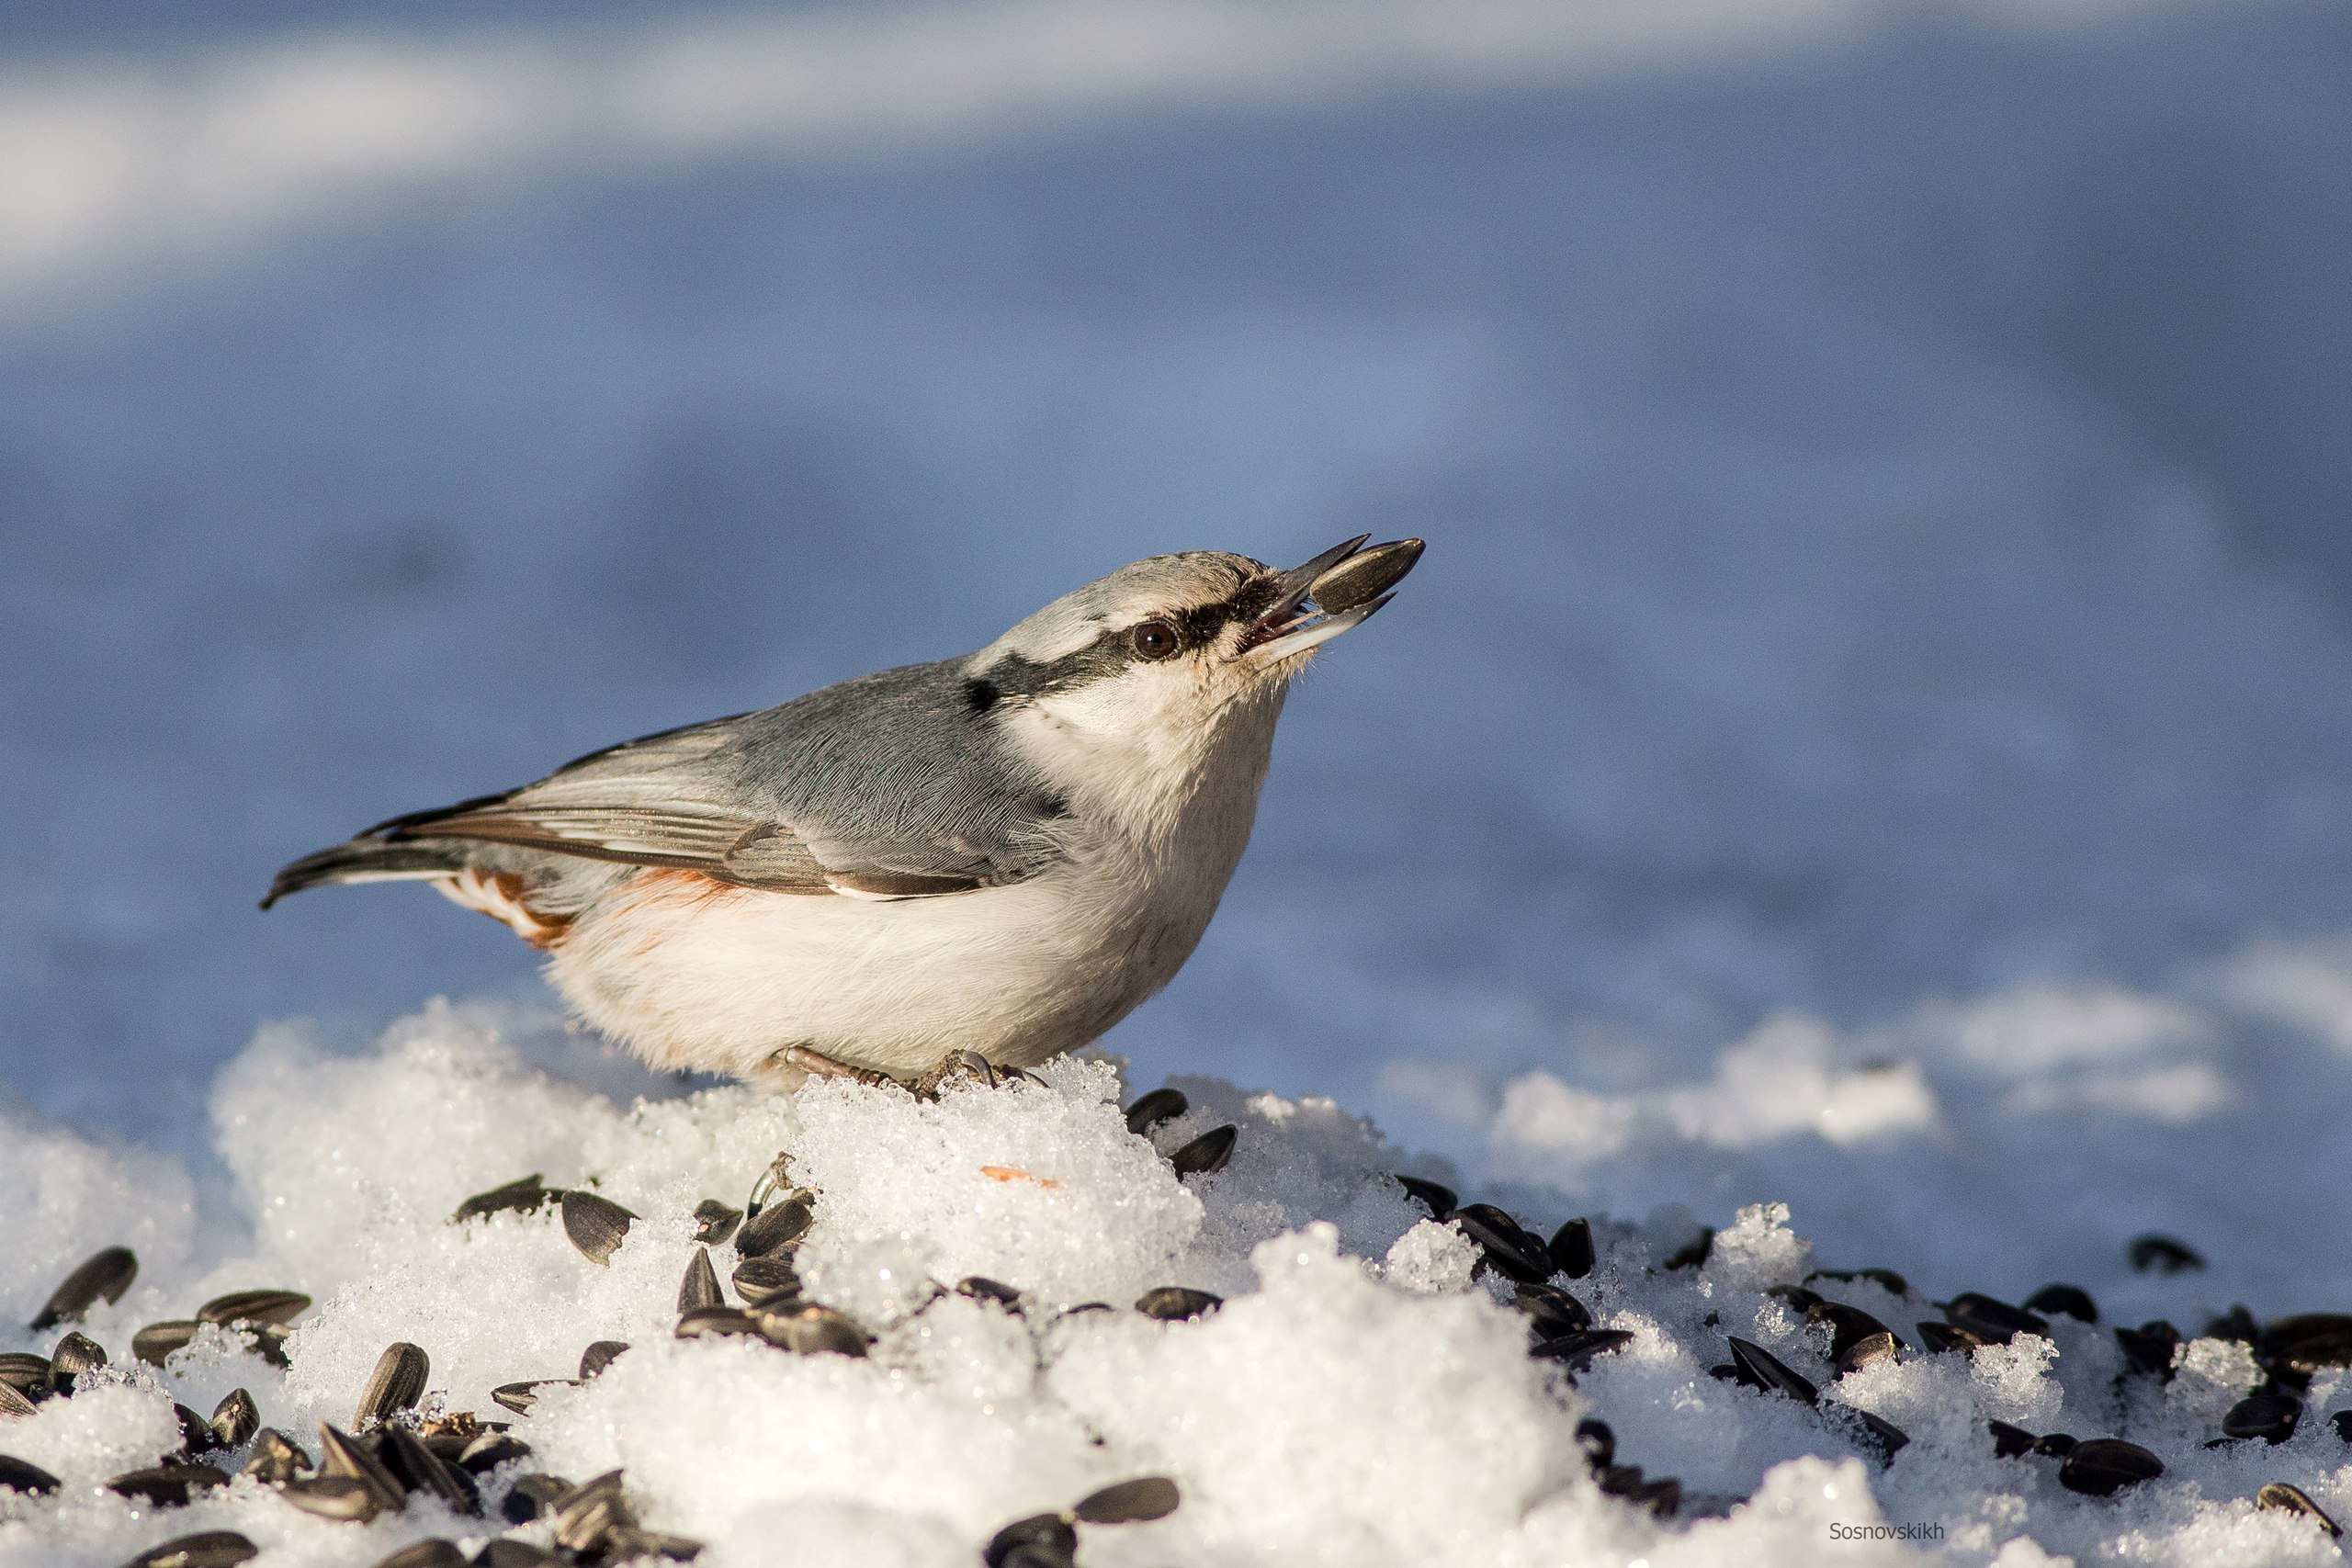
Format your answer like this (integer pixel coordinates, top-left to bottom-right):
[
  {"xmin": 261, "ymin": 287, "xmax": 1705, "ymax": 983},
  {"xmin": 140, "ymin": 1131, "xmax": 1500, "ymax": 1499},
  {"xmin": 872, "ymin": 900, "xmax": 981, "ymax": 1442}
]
[{"xmin": 4, "ymin": 0, "xmax": 2349, "ymax": 1217}]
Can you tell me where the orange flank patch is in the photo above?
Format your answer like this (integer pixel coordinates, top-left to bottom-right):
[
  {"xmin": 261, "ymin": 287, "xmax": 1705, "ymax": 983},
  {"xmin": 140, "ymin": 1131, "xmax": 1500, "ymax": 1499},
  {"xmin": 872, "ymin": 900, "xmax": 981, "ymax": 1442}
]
[{"xmin": 979, "ymin": 1166, "xmax": 1062, "ymax": 1189}]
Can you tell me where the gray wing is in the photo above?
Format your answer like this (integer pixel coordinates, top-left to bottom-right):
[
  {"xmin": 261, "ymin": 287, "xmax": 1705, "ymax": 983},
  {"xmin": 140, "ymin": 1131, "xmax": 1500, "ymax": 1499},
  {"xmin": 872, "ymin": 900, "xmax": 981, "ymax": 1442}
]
[{"xmin": 356, "ymin": 661, "xmax": 1068, "ymax": 898}]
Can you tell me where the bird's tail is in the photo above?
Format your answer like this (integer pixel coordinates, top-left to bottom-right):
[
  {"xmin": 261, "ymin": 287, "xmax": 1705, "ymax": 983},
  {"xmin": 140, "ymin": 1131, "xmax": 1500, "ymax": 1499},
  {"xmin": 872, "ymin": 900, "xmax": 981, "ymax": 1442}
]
[{"xmin": 260, "ymin": 837, "xmax": 465, "ymax": 909}]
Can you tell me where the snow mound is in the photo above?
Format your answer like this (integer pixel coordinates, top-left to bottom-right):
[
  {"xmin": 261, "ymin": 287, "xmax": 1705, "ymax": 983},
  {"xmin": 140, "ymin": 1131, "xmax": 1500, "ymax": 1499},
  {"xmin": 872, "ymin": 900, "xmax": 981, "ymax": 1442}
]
[{"xmin": 0, "ymin": 1005, "xmax": 2346, "ymax": 1567}]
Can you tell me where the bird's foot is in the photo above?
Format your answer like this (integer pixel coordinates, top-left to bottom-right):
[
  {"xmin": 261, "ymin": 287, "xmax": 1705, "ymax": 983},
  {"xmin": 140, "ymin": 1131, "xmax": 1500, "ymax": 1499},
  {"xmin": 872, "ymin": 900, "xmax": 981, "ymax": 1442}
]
[
  {"xmin": 779, "ymin": 1044, "xmax": 897, "ymax": 1089},
  {"xmin": 910, "ymin": 1049, "xmax": 1001, "ymax": 1100}
]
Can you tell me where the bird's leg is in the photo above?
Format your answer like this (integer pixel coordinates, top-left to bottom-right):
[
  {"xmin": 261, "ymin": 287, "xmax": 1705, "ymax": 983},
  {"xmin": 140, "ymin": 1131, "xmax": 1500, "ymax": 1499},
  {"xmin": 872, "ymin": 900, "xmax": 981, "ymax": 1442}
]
[
  {"xmin": 778, "ymin": 1044, "xmax": 899, "ymax": 1089},
  {"xmin": 909, "ymin": 1049, "xmax": 1001, "ymax": 1099}
]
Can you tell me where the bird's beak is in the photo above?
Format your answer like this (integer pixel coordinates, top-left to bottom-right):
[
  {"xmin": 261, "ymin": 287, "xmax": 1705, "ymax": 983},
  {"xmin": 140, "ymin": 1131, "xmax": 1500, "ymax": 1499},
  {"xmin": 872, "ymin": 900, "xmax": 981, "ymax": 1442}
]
[{"xmin": 1238, "ymin": 536, "xmax": 1425, "ymax": 668}]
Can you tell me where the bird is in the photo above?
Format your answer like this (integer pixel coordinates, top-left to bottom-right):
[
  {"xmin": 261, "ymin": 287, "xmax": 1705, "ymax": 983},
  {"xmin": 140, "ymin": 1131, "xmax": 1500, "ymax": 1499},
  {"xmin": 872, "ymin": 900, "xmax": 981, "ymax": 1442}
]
[{"xmin": 264, "ymin": 536, "xmax": 1423, "ymax": 1089}]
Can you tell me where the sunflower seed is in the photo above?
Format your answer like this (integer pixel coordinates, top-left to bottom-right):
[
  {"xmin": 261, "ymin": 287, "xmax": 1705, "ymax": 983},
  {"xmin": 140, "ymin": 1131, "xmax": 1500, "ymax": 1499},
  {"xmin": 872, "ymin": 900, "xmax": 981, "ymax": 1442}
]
[
  {"xmin": 673, "ymin": 1308, "xmax": 761, "ymax": 1343},
  {"xmin": 249, "ymin": 1322, "xmax": 294, "ymax": 1370},
  {"xmin": 1662, "ymin": 1228, "xmax": 1714, "ymax": 1271},
  {"xmin": 2222, "ymin": 1393, "xmax": 2302, "ymax": 1444},
  {"xmin": 1389, "ymin": 1174, "xmax": 1455, "ymax": 1219},
  {"xmin": 2332, "ymin": 1409, "xmax": 2352, "ymax": 1443},
  {"xmin": 1725, "ymin": 1337, "xmax": 1817, "ymax": 1404},
  {"xmin": 1987, "ymin": 1420, "xmax": 2039, "ymax": 1458},
  {"xmin": 0, "ymin": 1353, "xmax": 48, "ymax": 1397},
  {"xmin": 755, "ymin": 1304, "xmax": 870, "ymax": 1358},
  {"xmin": 278, "ymin": 1473, "xmax": 385, "ymax": 1522},
  {"xmin": 602, "ymin": 1525, "xmax": 705, "ymax": 1561},
  {"xmin": 2036, "ymin": 1432, "xmax": 2078, "ymax": 1457},
  {"xmin": 1837, "ymin": 1405, "xmax": 1909, "ymax": 1466},
  {"xmin": 2204, "ymin": 1304, "xmax": 2259, "ymax": 1343},
  {"xmin": 2126, "ymin": 1234, "xmax": 2203, "ymax": 1273},
  {"xmin": 380, "ymin": 1424, "xmax": 481, "ymax": 1516},
  {"xmin": 240, "ymin": 1428, "xmax": 312, "ymax": 1485},
  {"xmin": 354, "ymin": 1342, "xmax": 430, "ymax": 1427},
  {"xmin": 477, "ymin": 1537, "xmax": 566, "ymax": 1566},
  {"xmin": 1071, "ymin": 1475, "xmax": 1180, "ymax": 1524},
  {"xmin": 173, "ymin": 1403, "xmax": 220, "ymax": 1455},
  {"xmin": 731, "ymin": 1254, "xmax": 804, "ymax": 1309},
  {"xmin": 551, "ymin": 1470, "xmax": 634, "ymax": 1553},
  {"xmin": 1916, "ymin": 1321, "xmax": 1989, "ymax": 1355},
  {"xmin": 956, "ymin": 1277, "xmax": 1022, "ymax": 1308},
  {"xmin": 451, "ymin": 1175, "xmax": 554, "ymax": 1224},
  {"xmin": 457, "ymin": 1431, "xmax": 532, "ymax": 1472},
  {"xmin": 1135, "ymin": 1287, "xmax": 1222, "ymax": 1322},
  {"xmin": 490, "ymin": 1379, "xmax": 580, "ymax": 1414},
  {"xmin": 2058, "ymin": 1438, "xmax": 2164, "ymax": 1495},
  {"xmin": 985, "ymin": 1515, "xmax": 1076, "ymax": 1568},
  {"xmin": 370, "ymin": 1541, "xmax": 469, "ymax": 1568},
  {"xmin": 2256, "ymin": 1483, "xmax": 2342, "ymax": 1539},
  {"xmin": 558, "ymin": 1190, "xmax": 638, "ymax": 1265},
  {"xmin": 1940, "ymin": 1292, "xmax": 2049, "ymax": 1344},
  {"xmin": 1835, "ymin": 1332, "xmax": 1900, "ymax": 1377},
  {"xmin": 317, "ymin": 1422, "xmax": 407, "ymax": 1510},
  {"xmin": 690, "ymin": 1200, "xmax": 742, "ymax": 1246},
  {"xmin": 1807, "ymin": 1266, "xmax": 1909, "ymax": 1296},
  {"xmin": 2256, "ymin": 1314, "xmax": 2352, "ymax": 1373},
  {"xmin": 107, "ymin": 1464, "xmax": 230, "ymax": 1506},
  {"xmin": 1167, "ymin": 1124, "xmax": 1237, "ymax": 1178},
  {"xmin": 2022, "ymin": 1283, "xmax": 2098, "ymax": 1324},
  {"xmin": 1531, "ymin": 1329, "xmax": 1635, "ymax": 1369},
  {"xmin": 501, "ymin": 1472, "xmax": 573, "ymax": 1524},
  {"xmin": 1807, "ymin": 1302, "xmax": 1902, "ymax": 1364},
  {"xmin": 0, "ymin": 1452, "xmax": 61, "ymax": 1495},
  {"xmin": 733, "ymin": 1195, "xmax": 811, "ymax": 1258},
  {"xmin": 1123, "ymin": 1088, "xmax": 1188, "ymax": 1134},
  {"xmin": 0, "ymin": 1383, "xmax": 35, "ymax": 1420},
  {"xmin": 1510, "ymin": 1283, "xmax": 1591, "ymax": 1339},
  {"xmin": 198, "ymin": 1290, "xmax": 311, "ymax": 1328},
  {"xmin": 579, "ymin": 1341, "xmax": 628, "ymax": 1380},
  {"xmin": 2115, "ymin": 1320, "xmax": 2184, "ymax": 1380},
  {"xmin": 30, "ymin": 1247, "xmax": 137, "ymax": 1333},
  {"xmin": 674, "ymin": 1250, "xmax": 724, "ymax": 1314},
  {"xmin": 1575, "ymin": 1418, "xmax": 1615, "ymax": 1469},
  {"xmin": 1451, "ymin": 1204, "xmax": 1554, "ymax": 1285},
  {"xmin": 132, "ymin": 1322, "xmax": 202, "ymax": 1368},
  {"xmin": 1310, "ymin": 538, "xmax": 1424, "ymax": 615},
  {"xmin": 49, "ymin": 1331, "xmax": 107, "ymax": 1388},
  {"xmin": 119, "ymin": 1531, "xmax": 259, "ymax": 1568},
  {"xmin": 1547, "ymin": 1217, "xmax": 1595, "ymax": 1279}
]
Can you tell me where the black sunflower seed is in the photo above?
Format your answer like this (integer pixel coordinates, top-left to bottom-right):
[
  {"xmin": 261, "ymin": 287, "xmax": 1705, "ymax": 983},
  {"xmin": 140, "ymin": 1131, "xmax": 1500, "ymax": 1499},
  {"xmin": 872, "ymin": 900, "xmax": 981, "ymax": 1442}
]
[
  {"xmin": 2036, "ymin": 1432, "xmax": 2078, "ymax": 1457},
  {"xmin": 2058, "ymin": 1438, "xmax": 2164, "ymax": 1495},
  {"xmin": 2204, "ymin": 1304, "xmax": 2259, "ymax": 1344},
  {"xmin": 0, "ymin": 1452, "xmax": 61, "ymax": 1494},
  {"xmin": 0, "ymin": 1382, "xmax": 36, "ymax": 1420},
  {"xmin": 0, "ymin": 1353, "xmax": 48, "ymax": 1397},
  {"xmin": 502, "ymin": 1472, "xmax": 573, "ymax": 1523},
  {"xmin": 131, "ymin": 1322, "xmax": 201, "ymax": 1368},
  {"xmin": 478, "ymin": 1533, "xmax": 567, "ymax": 1565},
  {"xmin": 451, "ymin": 1175, "xmax": 553, "ymax": 1224},
  {"xmin": 206, "ymin": 1388, "xmax": 258, "ymax": 1450},
  {"xmin": 1531, "ymin": 1329, "xmax": 1634, "ymax": 1369},
  {"xmin": 278, "ymin": 1473, "xmax": 384, "ymax": 1522},
  {"xmin": 1807, "ymin": 1302, "xmax": 1901, "ymax": 1364},
  {"xmin": 1660, "ymin": 1228, "xmax": 1714, "ymax": 1271},
  {"xmin": 318, "ymin": 1421, "xmax": 407, "ymax": 1509},
  {"xmin": 198, "ymin": 1290, "xmax": 311, "ymax": 1329},
  {"xmin": 1123, "ymin": 1088, "xmax": 1188, "ymax": 1134},
  {"xmin": 1807, "ymin": 1266, "xmax": 1909, "ymax": 1296},
  {"xmin": 1916, "ymin": 1320, "xmax": 1988, "ymax": 1355},
  {"xmin": 1394, "ymin": 1175, "xmax": 1457, "ymax": 1220},
  {"xmin": 986, "ymin": 1514, "xmax": 1078, "ymax": 1568},
  {"xmin": 491, "ymin": 1378, "xmax": 582, "ymax": 1413},
  {"xmin": 174, "ymin": 1403, "xmax": 220, "ymax": 1455},
  {"xmin": 580, "ymin": 1341, "xmax": 629, "ymax": 1380},
  {"xmin": 1072, "ymin": 1474, "xmax": 1181, "ymax": 1523},
  {"xmin": 560, "ymin": 1190, "xmax": 637, "ymax": 1265},
  {"xmin": 1452, "ymin": 1204, "xmax": 1553, "ymax": 1285},
  {"xmin": 1135, "ymin": 1287, "xmax": 1222, "ymax": 1322},
  {"xmin": 354, "ymin": 1342, "xmax": 430, "ymax": 1427},
  {"xmin": 2021, "ymin": 1283, "xmax": 2098, "ymax": 1324},
  {"xmin": 1941, "ymin": 1293, "xmax": 2050, "ymax": 1344},
  {"xmin": 107, "ymin": 1463, "xmax": 230, "ymax": 1506},
  {"xmin": 733, "ymin": 1195, "xmax": 812, "ymax": 1258},
  {"xmin": 2333, "ymin": 1410, "xmax": 2352, "ymax": 1443},
  {"xmin": 2115, "ymin": 1320, "xmax": 2183, "ymax": 1380},
  {"xmin": 1837, "ymin": 1405, "xmax": 1910, "ymax": 1466},
  {"xmin": 2256, "ymin": 1314, "xmax": 2352, "ymax": 1374},
  {"xmin": 50, "ymin": 1331, "xmax": 107, "ymax": 1388},
  {"xmin": 2126, "ymin": 1234, "xmax": 2204, "ymax": 1273},
  {"xmin": 1988, "ymin": 1420, "xmax": 2039, "ymax": 1458},
  {"xmin": 690, "ymin": 1200, "xmax": 742, "ymax": 1246},
  {"xmin": 602, "ymin": 1525, "xmax": 704, "ymax": 1562},
  {"xmin": 30, "ymin": 1247, "xmax": 138, "ymax": 1333},
  {"xmin": 1510, "ymin": 1283, "xmax": 1591, "ymax": 1339},
  {"xmin": 457, "ymin": 1430, "xmax": 531, "ymax": 1472},
  {"xmin": 1767, "ymin": 1284, "xmax": 1825, "ymax": 1314},
  {"xmin": 676, "ymin": 1249, "xmax": 725, "ymax": 1314},
  {"xmin": 1547, "ymin": 1217, "xmax": 1596, "ymax": 1280},
  {"xmin": 755, "ymin": 1304, "xmax": 871, "ymax": 1357},
  {"xmin": 956, "ymin": 1277, "xmax": 1022, "ymax": 1308},
  {"xmin": 1575, "ymin": 1418, "xmax": 1615, "ymax": 1469},
  {"xmin": 1835, "ymin": 1332, "xmax": 1900, "ymax": 1377},
  {"xmin": 119, "ymin": 1531, "xmax": 258, "ymax": 1568},
  {"xmin": 674, "ymin": 1307, "xmax": 763, "ymax": 1342},
  {"xmin": 370, "ymin": 1541, "xmax": 469, "ymax": 1568},
  {"xmin": 1168, "ymin": 1125, "xmax": 1237, "ymax": 1178},
  {"xmin": 731, "ymin": 1254, "xmax": 804, "ymax": 1309},
  {"xmin": 2256, "ymin": 1483, "xmax": 2343, "ymax": 1539},
  {"xmin": 240, "ymin": 1427, "xmax": 312, "ymax": 1484},
  {"xmin": 380, "ymin": 1424, "xmax": 481, "ymax": 1516},
  {"xmin": 551, "ymin": 1470, "xmax": 634, "ymax": 1553},
  {"xmin": 1599, "ymin": 1465, "xmax": 1679, "ymax": 1517},
  {"xmin": 248, "ymin": 1322, "xmax": 294, "ymax": 1371},
  {"xmin": 1725, "ymin": 1337, "xmax": 1818, "ymax": 1405},
  {"xmin": 2222, "ymin": 1393, "xmax": 2302, "ymax": 1444}
]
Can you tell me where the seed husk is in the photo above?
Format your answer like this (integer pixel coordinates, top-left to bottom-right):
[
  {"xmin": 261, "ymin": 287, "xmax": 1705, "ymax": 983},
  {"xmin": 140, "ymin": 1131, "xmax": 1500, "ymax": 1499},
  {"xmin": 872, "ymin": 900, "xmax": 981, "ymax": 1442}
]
[
  {"xmin": 370, "ymin": 1541, "xmax": 469, "ymax": 1568},
  {"xmin": 49, "ymin": 1331, "xmax": 107, "ymax": 1389},
  {"xmin": 1451, "ymin": 1204, "xmax": 1554, "ymax": 1285},
  {"xmin": 107, "ymin": 1464, "xmax": 230, "ymax": 1506},
  {"xmin": 277, "ymin": 1473, "xmax": 385, "ymax": 1522},
  {"xmin": 354, "ymin": 1342, "xmax": 430, "ymax": 1427},
  {"xmin": 451, "ymin": 1174, "xmax": 553, "ymax": 1224},
  {"xmin": 690, "ymin": 1200, "xmax": 742, "ymax": 1247},
  {"xmin": 1071, "ymin": 1475, "xmax": 1181, "ymax": 1524},
  {"xmin": 755, "ymin": 1304, "xmax": 871, "ymax": 1358},
  {"xmin": 731, "ymin": 1254, "xmax": 804, "ymax": 1309},
  {"xmin": 985, "ymin": 1515, "xmax": 1077, "ymax": 1568},
  {"xmin": 560, "ymin": 1190, "xmax": 638, "ymax": 1265},
  {"xmin": 673, "ymin": 1308, "xmax": 762, "ymax": 1343},
  {"xmin": 1725, "ymin": 1337, "xmax": 1818, "ymax": 1404},
  {"xmin": 0, "ymin": 1452, "xmax": 61, "ymax": 1495},
  {"xmin": 317, "ymin": 1422, "xmax": 407, "ymax": 1510},
  {"xmin": 2256, "ymin": 1483, "xmax": 2342, "ymax": 1539},
  {"xmin": 502, "ymin": 1472, "xmax": 572, "ymax": 1524},
  {"xmin": 579, "ymin": 1341, "xmax": 629, "ymax": 1380},
  {"xmin": 0, "ymin": 1353, "xmax": 48, "ymax": 1397},
  {"xmin": 490, "ymin": 1378, "xmax": 581, "ymax": 1414},
  {"xmin": 198, "ymin": 1290, "xmax": 311, "ymax": 1328},
  {"xmin": 458, "ymin": 1430, "xmax": 532, "ymax": 1472},
  {"xmin": 2126, "ymin": 1234, "xmax": 2204, "ymax": 1273},
  {"xmin": 1135, "ymin": 1287, "xmax": 1222, "ymax": 1323},
  {"xmin": 1547, "ymin": 1217, "xmax": 1595, "ymax": 1279},
  {"xmin": 2058, "ymin": 1438, "xmax": 2165, "ymax": 1495},
  {"xmin": 0, "ymin": 1382, "xmax": 35, "ymax": 1420},
  {"xmin": 132, "ymin": 1322, "xmax": 202, "ymax": 1368},
  {"xmin": 2022, "ymin": 1283, "xmax": 2098, "ymax": 1323},
  {"xmin": 733, "ymin": 1195, "xmax": 812, "ymax": 1258},
  {"xmin": 241, "ymin": 1427, "xmax": 312, "ymax": 1485},
  {"xmin": 380, "ymin": 1423, "xmax": 481, "ymax": 1516},
  {"xmin": 1167, "ymin": 1124, "xmax": 1237, "ymax": 1178},
  {"xmin": 2222, "ymin": 1393, "xmax": 2302, "ymax": 1444},
  {"xmin": 551, "ymin": 1470, "xmax": 634, "ymax": 1553},
  {"xmin": 209, "ymin": 1388, "xmax": 256, "ymax": 1451},
  {"xmin": 30, "ymin": 1246, "xmax": 138, "ymax": 1332},
  {"xmin": 1123, "ymin": 1088, "xmax": 1189, "ymax": 1134},
  {"xmin": 119, "ymin": 1531, "xmax": 259, "ymax": 1568},
  {"xmin": 956, "ymin": 1277, "xmax": 1022, "ymax": 1308}
]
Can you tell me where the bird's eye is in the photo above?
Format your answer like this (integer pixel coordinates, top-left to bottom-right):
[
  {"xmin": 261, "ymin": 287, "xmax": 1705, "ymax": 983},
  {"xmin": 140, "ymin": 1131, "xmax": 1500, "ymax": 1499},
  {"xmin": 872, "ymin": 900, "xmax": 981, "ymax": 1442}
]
[{"xmin": 1130, "ymin": 619, "xmax": 1182, "ymax": 660}]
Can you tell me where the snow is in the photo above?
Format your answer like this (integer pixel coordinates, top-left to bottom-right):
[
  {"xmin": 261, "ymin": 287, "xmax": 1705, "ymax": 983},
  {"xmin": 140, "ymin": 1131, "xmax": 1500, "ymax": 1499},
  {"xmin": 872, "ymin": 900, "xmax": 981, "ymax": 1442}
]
[{"xmin": 5, "ymin": 0, "xmax": 2352, "ymax": 1562}]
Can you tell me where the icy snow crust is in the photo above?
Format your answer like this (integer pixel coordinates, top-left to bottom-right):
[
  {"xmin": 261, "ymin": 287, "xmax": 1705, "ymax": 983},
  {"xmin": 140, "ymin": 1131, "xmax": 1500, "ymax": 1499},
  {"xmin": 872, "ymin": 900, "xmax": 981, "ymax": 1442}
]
[{"xmin": 3, "ymin": 1006, "xmax": 2346, "ymax": 1567}]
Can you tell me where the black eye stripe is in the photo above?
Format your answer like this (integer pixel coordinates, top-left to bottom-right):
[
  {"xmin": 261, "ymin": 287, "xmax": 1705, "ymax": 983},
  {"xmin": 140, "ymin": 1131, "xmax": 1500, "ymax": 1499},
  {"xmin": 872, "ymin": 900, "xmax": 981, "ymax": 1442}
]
[{"xmin": 977, "ymin": 579, "xmax": 1277, "ymax": 701}]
